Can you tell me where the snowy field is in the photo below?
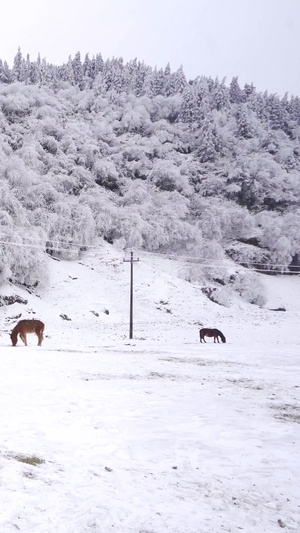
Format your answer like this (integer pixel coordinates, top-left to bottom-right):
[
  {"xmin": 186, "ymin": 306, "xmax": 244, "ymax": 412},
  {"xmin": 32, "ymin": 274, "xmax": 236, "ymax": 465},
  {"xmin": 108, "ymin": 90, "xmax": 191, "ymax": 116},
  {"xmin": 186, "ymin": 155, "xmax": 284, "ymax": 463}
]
[{"xmin": 0, "ymin": 244, "xmax": 299, "ymax": 533}]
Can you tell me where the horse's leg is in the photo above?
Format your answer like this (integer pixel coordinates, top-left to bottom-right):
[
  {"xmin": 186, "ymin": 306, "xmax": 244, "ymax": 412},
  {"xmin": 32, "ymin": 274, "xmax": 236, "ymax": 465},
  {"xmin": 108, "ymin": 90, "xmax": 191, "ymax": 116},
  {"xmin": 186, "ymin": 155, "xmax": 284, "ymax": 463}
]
[
  {"xmin": 38, "ymin": 331, "xmax": 43, "ymax": 346},
  {"xmin": 20, "ymin": 333, "xmax": 27, "ymax": 346},
  {"xmin": 38, "ymin": 326, "xmax": 44, "ymax": 346}
]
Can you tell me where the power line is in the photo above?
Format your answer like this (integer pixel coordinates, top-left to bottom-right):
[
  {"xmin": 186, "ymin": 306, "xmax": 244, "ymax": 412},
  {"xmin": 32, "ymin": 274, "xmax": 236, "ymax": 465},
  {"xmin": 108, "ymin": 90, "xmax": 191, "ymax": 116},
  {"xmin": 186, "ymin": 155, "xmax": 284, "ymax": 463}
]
[
  {"xmin": 0, "ymin": 239, "xmax": 98, "ymax": 252},
  {"xmin": 0, "ymin": 230, "xmax": 295, "ymax": 267},
  {"xmin": 0, "ymin": 236, "xmax": 299, "ymax": 273},
  {"xmin": 0, "ymin": 235, "xmax": 99, "ymax": 250},
  {"xmin": 137, "ymin": 249, "xmax": 299, "ymax": 269}
]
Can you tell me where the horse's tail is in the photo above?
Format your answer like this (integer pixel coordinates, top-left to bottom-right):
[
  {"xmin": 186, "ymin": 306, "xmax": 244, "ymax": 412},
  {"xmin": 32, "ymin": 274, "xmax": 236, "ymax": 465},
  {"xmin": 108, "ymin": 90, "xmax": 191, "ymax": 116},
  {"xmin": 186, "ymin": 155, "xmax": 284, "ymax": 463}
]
[{"xmin": 218, "ymin": 330, "xmax": 226, "ymax": 343}]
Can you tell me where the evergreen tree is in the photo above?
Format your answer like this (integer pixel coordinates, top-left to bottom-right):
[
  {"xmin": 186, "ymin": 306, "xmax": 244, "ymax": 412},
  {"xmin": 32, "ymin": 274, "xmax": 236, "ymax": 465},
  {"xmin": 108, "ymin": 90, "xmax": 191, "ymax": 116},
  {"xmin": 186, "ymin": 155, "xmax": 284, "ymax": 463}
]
[
  {"xmin": 3, "ymin": 61, "xmax": 11, "ymax": 83},
  {"xmin": 279, "ymin": 93, "xmax": 296, "ymax": 137},
  {"xmin": 62, "ymin": 56, "xmax": 75, "ymax": 84},
  {"xmin": 229, "ymin": 76, "xmax": 243, "ymax": 104},
  {"xmin": 164, "ymin": 66, "xmax": 187, "ymax": 96},
  {"xmin": 236, "ymin": 104, "xmax": 255, "ymax": 139},
  {"xmin": 243, "ymin": 83, "xmax": 255, "ymax": 101},
  {"xmin": 266, "ymin": 94, "xmax": 283, "ymax": 130},
  {"xmin": 136, "ymin": 61, "xmax": 149, "ymax": 95},
  {"xmin": 163, "ymin": 63, "xmax": 173, "ymax": 95},
  {"xmin": 179, "ymin": 87, "xmax": 200, "ymax": 123},
  {"xmin": 173, "ymin": 65, "xmax": 187, "ymax": 93},
  {"xmin": 29, "ymin": 56, "xmax": 39, "ymax": 84},
  {"xmin": 83, "ymin": 53, "xmax": 93, "ymax": 79},
  {"xmin": 72, "ymin": 51, "xmax": 83, "ymax": 87},
  {"xmin": 94, "ymin": 53, "xmax": 104, "ymax": 76},
  {"xmin": 23, "ymin": 54, "xmax": 31, "ymax": 83},
  {"xmin": 109, "ymin": 58, "xmax": 126, "ymax": 93},
  {"xmin": 164, "ymin": 62, "xmax": 171, "ymax": 77},
  {"xmin": 289, "ymin": 96, "xmax": 300, "ymax": 125},
  {"xmin": 89, "ymin": 56, "xmax": 97, "ymax": 80},
  {"xmin": 122, "ymin": 61, "xmax": 137, "ymax": 93},
  {"xmin": 197, "ymin": 114, "xmax": 222, "ymax": 162},
  {"xmin": 143, "ymin": 67, "xmax": 165, "ymax": 97},
  {"xmin": 164, "ymin": 72, "xmax": 178, "ymax": 96},
  {"xmin": 12, "ymin": 47, "xmax": 23, "ymax": 81},
  {"xmin": 212, "ymin": 80, "xmax": 230, "ymax": 111},
  {"xmin": 0, "ymin": 60, "xmax": 11, "ymax": 83},
  {"xmin": 40, "ymin": 57, "xmax": 54, "ymax": 86}
]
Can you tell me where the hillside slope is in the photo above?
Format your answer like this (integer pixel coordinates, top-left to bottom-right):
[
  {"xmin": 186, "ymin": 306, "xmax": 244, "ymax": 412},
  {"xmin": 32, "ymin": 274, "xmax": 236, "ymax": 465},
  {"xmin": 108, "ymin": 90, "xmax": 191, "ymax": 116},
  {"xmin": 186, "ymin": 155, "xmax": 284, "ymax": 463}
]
[{"xmin": 1, "ymin": 242, "xmax": 299, "ymax": 348}]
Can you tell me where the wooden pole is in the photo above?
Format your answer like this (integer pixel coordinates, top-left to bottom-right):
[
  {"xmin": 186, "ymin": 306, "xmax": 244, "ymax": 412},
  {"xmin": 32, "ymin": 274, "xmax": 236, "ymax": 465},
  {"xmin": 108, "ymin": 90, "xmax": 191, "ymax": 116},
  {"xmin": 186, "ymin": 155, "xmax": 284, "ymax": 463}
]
[{"xmin": 123, "ymin": 251, "xmax": 139, "ymax": 339}]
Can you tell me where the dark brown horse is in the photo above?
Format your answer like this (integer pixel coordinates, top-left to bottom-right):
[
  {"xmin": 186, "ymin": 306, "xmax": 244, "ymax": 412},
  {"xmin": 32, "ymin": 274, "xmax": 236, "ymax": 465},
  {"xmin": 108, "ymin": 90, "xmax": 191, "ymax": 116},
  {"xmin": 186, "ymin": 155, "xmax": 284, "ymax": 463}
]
[
  {"xmin": 10, "ymin": 320, "xmax": 45, "ymax": 347},
  {"xmin": 199, "ymin": 328, "xmax": 226, "ymax": 343}
]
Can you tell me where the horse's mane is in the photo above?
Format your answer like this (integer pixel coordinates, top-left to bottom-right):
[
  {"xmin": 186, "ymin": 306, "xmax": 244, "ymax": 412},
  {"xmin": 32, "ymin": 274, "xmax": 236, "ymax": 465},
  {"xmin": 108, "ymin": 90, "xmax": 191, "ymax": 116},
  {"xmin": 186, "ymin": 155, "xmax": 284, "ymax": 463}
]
[{"xmin": 215, "ymin": 329, "xmax": 226, "ymax": 343}]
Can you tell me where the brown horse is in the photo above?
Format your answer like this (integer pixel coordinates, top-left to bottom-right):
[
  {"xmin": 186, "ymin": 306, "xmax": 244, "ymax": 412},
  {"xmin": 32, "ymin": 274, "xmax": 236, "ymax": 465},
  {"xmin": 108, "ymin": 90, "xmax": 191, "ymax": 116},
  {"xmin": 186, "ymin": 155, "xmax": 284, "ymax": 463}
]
[
  {"xmin": 199, "ymin": 328, "xmax": 226, "ymax": 343},
  {"xmin": 10, "ymin": 320, "xmax": 45, "ymax": 347}
]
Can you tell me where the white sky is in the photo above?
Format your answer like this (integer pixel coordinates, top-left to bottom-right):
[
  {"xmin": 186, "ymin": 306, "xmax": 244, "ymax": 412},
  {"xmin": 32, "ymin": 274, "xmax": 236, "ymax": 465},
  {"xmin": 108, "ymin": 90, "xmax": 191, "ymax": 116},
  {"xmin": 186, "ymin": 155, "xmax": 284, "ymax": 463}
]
[{"xmin": 1, "ymin": 0, "xmax": 299, "ymax": 97}]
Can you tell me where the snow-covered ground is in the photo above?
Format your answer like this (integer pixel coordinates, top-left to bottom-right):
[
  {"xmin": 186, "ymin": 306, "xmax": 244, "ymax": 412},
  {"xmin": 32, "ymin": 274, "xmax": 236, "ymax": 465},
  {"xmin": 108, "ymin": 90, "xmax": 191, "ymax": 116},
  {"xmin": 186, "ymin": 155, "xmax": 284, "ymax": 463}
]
[{"xmin": 0, "ymin": 243, "xmax": 299, "ymax": 533}]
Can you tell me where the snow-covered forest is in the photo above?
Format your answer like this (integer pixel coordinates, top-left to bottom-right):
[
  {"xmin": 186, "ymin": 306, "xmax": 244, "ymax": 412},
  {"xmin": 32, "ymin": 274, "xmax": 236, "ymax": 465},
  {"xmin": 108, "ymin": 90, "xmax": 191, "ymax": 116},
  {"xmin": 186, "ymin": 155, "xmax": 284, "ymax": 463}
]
[{"xmin": 0, "ymin": 49, "xmax": 299, "ymax": 296}]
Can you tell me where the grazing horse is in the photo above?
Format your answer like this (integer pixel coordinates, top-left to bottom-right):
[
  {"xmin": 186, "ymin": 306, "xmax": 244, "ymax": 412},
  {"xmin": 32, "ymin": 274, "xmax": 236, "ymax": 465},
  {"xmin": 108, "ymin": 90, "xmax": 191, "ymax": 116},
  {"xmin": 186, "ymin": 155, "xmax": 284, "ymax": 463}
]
[
  {"xmin": 199, "ymin": 328, "xmax": 226, "ymax": 343},
  {"xmin": 10, "ymin": 320, "xmax": 45, "ymax": 347}
]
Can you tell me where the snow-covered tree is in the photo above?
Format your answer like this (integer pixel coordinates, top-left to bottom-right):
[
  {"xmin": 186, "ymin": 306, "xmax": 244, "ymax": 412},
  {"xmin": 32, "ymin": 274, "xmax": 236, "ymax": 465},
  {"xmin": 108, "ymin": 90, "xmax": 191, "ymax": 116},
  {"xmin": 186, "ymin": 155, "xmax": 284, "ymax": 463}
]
[
  {"xmin": 196, "ymin": 113, "xmax": 223, "ymax": 162},
  {"xmin": 229, "ymin": 76, "xmax": 243, "ymax": 104},
  {"xmin": 12, "ymin": 47, "xmax": 23, "ymax": 82},
  {"xmin": 72, "ymin": 51, "xmax": 83, "ymax": 88},
  {"xmin": 236, "ymin": 104, "xmax": 256, "ymax": 139}
]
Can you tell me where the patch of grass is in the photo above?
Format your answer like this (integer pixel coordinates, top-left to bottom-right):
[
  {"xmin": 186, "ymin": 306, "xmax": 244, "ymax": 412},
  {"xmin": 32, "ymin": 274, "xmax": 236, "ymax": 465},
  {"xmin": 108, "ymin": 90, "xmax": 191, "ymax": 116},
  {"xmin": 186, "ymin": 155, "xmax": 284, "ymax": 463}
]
[
  {"xmin": 270, "ymin": 404, "xmax": 300, "ymax": 424},
  {"xmin": 11, "ymin": 454, "xmax": 45, "ymax": 466}
]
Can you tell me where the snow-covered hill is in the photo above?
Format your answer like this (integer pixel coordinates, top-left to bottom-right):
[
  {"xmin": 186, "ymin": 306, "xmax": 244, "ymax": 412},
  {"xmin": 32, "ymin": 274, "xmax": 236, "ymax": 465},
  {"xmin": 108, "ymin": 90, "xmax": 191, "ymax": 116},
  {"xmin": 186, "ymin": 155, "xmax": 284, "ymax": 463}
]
[
  {"xmin": 1, "ymin": 242, "xmax": 299, "ymax": 347},
  {"xmin": 0, "ymin": 244, "xmax": 299, "ymax": 532}
]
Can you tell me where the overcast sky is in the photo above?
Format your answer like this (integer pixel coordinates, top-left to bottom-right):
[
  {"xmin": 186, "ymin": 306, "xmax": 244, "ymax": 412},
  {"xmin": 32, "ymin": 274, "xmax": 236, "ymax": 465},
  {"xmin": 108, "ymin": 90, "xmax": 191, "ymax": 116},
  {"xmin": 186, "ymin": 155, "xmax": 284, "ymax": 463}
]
[{"xmin": 1, "ymin": 0, "xmax": 299, "ymax": 97}]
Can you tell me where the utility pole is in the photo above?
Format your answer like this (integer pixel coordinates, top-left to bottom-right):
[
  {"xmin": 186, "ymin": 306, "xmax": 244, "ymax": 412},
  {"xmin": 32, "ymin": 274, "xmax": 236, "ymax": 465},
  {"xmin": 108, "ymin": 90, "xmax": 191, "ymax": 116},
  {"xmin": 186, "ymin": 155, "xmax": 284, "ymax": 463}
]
[{"xmin": 123, "ymin": 251, "xmax": 139, "ymax": 339}]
